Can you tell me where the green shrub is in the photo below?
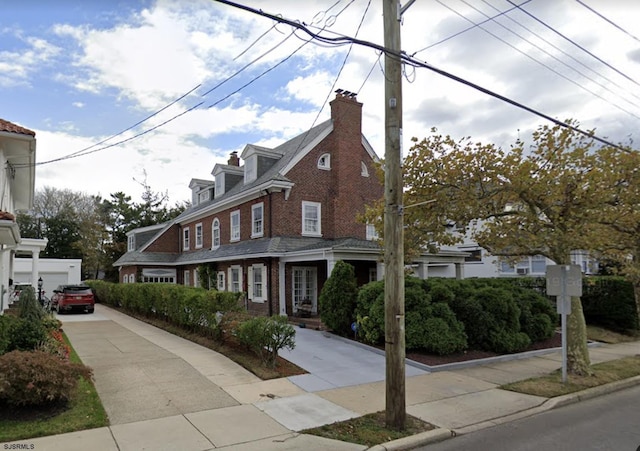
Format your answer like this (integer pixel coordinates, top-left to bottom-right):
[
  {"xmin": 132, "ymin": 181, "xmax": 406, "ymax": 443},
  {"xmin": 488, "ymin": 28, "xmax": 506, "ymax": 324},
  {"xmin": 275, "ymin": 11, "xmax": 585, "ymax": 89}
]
[
  {"xmin": 235, "ymin": 316, "xmax": 296, "ymax": 368},
  {"xmin": 0, "ymin": 350, "xmax": 93, "ymax": 406},
  {"xmin": 319, "ymin": 261, "xmax": 359, "ymax": 335},
  {"xmin": 18, "ymin": 286, "xmax": 44, "ymax": 322},
  {"xmin": 7, "ymin": 317, "xmax": 47, "ymax": 352},
  {"xmin": 356, "ymin": 277, "xmax": 467, "ymax": 355},
  {"xmin": 0, "ymin": 315, "xmax": 13, "ymax": 355},
  {"xmin": 581, "ymin": 277, "xmax": 639, "ymax": 331}
]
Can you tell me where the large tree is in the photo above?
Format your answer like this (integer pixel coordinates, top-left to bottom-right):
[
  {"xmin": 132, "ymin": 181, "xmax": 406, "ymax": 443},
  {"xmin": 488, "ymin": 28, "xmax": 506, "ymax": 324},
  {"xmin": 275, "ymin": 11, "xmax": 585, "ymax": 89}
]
[{"xmin": 395, "ymin": 123, "xmax": 624, "ymax": 375}]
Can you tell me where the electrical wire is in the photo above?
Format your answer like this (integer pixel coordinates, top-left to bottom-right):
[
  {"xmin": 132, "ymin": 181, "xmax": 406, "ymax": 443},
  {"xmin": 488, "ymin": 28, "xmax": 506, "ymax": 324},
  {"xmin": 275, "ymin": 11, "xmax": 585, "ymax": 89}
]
[
  {"xmin": 506, "ymin": 0, "xmax": 640, "ymax": 90},
  {"xmin": 212, "ymin": 0, "xmax": 631, "ymax": 152},
  {"xmin": 450, "ymin": 0, "xmax": 640, "ymax": 119},
  {"xmin": 575, "ymin": 0, "xmax": 640, "ymax": 44},
  {"xmin": 410, "ymin": 0, "xmax": 533, "ymax": 56},
  {"xmin": 480, "ymin": 0, "xmax": 640, "ymax": 104}
]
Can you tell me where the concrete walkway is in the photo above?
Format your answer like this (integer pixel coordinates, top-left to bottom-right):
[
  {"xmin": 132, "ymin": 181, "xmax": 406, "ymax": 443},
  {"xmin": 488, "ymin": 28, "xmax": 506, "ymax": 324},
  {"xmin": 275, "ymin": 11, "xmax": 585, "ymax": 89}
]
[{"xmin": 2, "ymin": 304, "xmax": 638, "ymax": 450}]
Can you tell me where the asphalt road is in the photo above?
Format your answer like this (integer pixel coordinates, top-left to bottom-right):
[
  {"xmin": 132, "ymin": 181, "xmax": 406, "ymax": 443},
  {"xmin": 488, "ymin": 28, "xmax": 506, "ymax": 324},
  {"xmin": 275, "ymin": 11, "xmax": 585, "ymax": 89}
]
[{"xmin": 421, "ymin": 385, "xmax": 640, "ymax": 451}]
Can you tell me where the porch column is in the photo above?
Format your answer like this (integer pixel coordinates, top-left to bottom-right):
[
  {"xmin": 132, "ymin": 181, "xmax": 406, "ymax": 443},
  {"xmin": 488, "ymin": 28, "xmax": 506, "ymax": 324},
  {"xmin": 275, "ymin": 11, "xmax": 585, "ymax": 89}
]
[
  {"xmin": 326, "ymin": 257, "xmax": 337, "ymax": 277},
  {"xmin": 455, "ymin": 262, "xmax": 464, "ymax": 279},
  {"xmin": 415, "ymin": 261, "xmax": 428, "ymax": 279},
  {"xmin": 376, "ymin": 261, "xmax": 385, "ymax": 280},
  {"xmin": 0, "ymin": 248, "xmax": 10, "ymax": 311},
  {"xmin": 31, "ymin": 249, "xmax": 41, "ymax": 291},
  {"xmin": 278, "ymin": 261, "xmax": 286, "ymax": 316}
]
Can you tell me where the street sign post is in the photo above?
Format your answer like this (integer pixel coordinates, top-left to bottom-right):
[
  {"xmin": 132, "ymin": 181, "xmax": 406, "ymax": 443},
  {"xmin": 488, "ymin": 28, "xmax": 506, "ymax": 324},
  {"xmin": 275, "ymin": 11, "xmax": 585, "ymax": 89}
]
[{"xmin": 546, "ymin": 264, "xmax": 582, "ymax": 383}]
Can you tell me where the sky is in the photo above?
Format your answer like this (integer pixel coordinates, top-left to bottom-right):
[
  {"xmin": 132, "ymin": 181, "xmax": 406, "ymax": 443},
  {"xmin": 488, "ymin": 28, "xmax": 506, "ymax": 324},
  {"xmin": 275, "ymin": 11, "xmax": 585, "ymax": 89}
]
[{"xmin": 2, "ymin": 0, "xmax": 639, "ymax": 205}]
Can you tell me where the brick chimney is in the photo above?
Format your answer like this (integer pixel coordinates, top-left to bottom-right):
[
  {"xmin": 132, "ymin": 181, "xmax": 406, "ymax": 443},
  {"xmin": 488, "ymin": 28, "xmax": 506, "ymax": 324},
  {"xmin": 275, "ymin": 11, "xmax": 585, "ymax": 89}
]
[
  {"xmin": 227, "ymin": 151, "xmax": 240, "ymax": 166},
  {"xmin": 329, "ymin": 89, "xmax": 362, "ymax": 135}
]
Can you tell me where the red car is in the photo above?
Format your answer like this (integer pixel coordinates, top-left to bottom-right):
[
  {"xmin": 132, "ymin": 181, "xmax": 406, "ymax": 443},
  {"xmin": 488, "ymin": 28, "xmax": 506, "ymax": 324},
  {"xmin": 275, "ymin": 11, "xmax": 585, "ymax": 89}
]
[{"xmin": 52, "ymin": 285, "xmax": 95, "ymax": 314}]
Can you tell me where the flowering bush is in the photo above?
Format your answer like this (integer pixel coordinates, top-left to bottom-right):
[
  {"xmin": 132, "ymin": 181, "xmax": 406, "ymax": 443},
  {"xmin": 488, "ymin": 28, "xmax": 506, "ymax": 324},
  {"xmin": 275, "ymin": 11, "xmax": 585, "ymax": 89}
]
[{"xmin": 37, "ymin": 329, "xmax": 70, "ymax": 361}]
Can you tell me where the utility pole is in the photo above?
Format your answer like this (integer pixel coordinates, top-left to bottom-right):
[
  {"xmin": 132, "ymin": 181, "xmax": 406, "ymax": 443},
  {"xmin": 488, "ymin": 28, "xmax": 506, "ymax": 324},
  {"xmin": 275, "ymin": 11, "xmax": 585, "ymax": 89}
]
[{"xmin": 383, "ymin": 0, "xmax": 405, "ymax": 430}]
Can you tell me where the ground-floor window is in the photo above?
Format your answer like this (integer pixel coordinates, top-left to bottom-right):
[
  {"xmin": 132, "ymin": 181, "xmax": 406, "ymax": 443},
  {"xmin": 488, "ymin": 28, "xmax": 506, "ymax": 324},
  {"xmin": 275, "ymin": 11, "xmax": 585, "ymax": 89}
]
[
  {"xmin": 142, "ymin": 276, "xmax": 175, "ymax": 283},
  {"xmin": 228, "ymin": 265, "xmax": 243, "ymax": 293},
  {"xmin": 184, "ymin": 270, "xmax": 191, "ymax": 286},
  {"xmin": 293, "ymin": 267, "xmax": 317, "ymax": 312},
  {"xmin": 248, "ymin": 264, "xmax": 266, "ymax": 302},
  {"xmin": 141, "ymin": 268, "xmax": 176, "ymax": 284},
  {"xmin": 217, "ymin": 271, "xmax": 225, "ymax": 291}
]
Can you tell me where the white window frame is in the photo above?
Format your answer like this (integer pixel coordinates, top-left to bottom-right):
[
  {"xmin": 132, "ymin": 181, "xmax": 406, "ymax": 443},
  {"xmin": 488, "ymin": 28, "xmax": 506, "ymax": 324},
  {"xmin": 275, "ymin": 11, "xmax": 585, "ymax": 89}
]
[
  {"xmin": 215, "ymin": 173, "xmax": 225, "ymax": 198},
  {"xmin": 198, "ymin": 190, "xmax": 210, "ymax": 203},
  {"xmin": 217, "ymin": 271, "xmax": 225, "ymax": 291},
  {"xmin": 302, "ymin": 201, "xmax": 321, "ymax": 236},
  {"xmin": 366, "ymin": 223, "xmax": 378, "ymax": 241},
  {"xmin": 195, "ymin": 223, "xmax": 203, "ymax": 249},
  {"xmin": 251, "ymin": 203, "xmax": 264, "ymax": 238},
  {"xmin": 184, "ymin": 270, "xmax": 191, "ymax": 286},
  {"xmin": 183, "ymin": 227, "xmax": 190, "ymax": 250},
  {"xmin": 193, "ymin": 269, "xmax": 200, "ymax": 288},
  {"xmin": 127, "ymin": 235, "xmax": 135, "ymax": 251},
  {"xmin": 292, "ymin": 266, "xmax": 317, "ymax": 314},
  {"xmin": 361, "ymin": 161, "xmax": 369, "ymax": 177},
  {"xmin": 227, "ymin": 265, "xmax": 243, "ymax": 293},
  {"xmin": 248, "ymin": 263, "xmax": 266, "ymax": 303},
  {"xmin": 244, "ymin": 155, "xmax": 257, "ymax": 183},
  {"xmin": 317, "ymin": 153, "xmax": 331, "ymax": 170},
  {"xmin": 230, "ymin": 210, "xmax": 240, "ymax": 242},
  {"xmin": 212, "ymin": 218, "xmax": 220, "ymax": 249}
]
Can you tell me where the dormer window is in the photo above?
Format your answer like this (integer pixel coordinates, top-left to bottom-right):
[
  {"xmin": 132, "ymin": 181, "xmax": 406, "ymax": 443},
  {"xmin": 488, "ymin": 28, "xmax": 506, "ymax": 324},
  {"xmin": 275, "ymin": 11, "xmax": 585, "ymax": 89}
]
[
  {"xmin": 127, "ymin": 235, "xmax": 135, "ymax": 251},
  {"xmin": 198, "ymin": 190, "xmax": 210, "ymax": 203},
  {"xmin": 318, "ymin": 153, "xmax": 331, "ymax": 170},
  {"xmin": 361, "ymin": 161, "xmax": 369, "ymax": 177},
  {"xmin": 215, "ymin": 173, "xmax": 224, "ymax": 198},
  {"xmin": 245, "ymin": 155, "xmax": 257, "ymax": 184}
]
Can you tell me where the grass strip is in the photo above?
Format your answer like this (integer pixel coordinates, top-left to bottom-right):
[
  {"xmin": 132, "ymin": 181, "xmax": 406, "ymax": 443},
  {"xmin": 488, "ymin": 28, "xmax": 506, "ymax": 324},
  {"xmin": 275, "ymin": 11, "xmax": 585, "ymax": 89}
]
[
  {"xmin": 502, "ymin": 355, "xmax": 640, "ymax": 398},
  {"xmin": 302, "ymin": 411, "xmax": 435, "ymax": 447}
]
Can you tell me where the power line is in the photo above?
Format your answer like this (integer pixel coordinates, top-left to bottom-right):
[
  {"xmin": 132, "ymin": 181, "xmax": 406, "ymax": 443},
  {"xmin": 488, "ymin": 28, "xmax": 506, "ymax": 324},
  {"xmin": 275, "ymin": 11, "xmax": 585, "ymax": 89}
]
[
  {"xmin": 445, "ymin": 0, "xmax": 640, "ymax": 118},
  {"xmin": 213, "ymin": 0, "xmax": 630, "ymax": 152},
  {"xmin": 480, "ymin": 0, "xmax": 640, "ymax": 104},
  {"xmin": 410, "ymin": 0, "xmax": 534, "ymax": 56},
  {"xmin": 506, "ymin": 0, "xmax": 640, "ymax": 90},
  {"xmin": 575, "ymin": 0, "xmax": 640, "ymax": 44}
]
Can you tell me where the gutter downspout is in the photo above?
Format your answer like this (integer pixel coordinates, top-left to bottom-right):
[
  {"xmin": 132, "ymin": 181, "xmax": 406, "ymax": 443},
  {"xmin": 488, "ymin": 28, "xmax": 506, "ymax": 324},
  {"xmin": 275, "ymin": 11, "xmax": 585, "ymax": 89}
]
[{"xmin": 268, "ymin": 190, "xmax": 273, "ymax": 317}]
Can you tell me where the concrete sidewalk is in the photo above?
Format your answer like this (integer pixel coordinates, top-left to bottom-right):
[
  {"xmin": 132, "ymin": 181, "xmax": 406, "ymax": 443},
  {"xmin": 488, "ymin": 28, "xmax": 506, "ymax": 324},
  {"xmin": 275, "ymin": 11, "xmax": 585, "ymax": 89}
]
[{"xmin": 2, "ymin": 304, "xmax": 638, "ymax": 450}]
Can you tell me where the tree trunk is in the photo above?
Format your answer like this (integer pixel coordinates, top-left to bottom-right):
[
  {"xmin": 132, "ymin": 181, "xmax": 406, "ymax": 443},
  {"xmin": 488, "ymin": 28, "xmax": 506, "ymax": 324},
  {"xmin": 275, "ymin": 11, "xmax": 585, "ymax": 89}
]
[{"xmin": 567, "ymin": 296, "xmax": 592, "ymax": 376}]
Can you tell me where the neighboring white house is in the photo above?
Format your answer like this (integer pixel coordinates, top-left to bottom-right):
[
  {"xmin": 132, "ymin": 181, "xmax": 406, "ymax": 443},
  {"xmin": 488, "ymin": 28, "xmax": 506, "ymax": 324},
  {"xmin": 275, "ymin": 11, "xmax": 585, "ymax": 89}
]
[
  {"xmin": 0, "ymin": 119, "xmax": 36, "ymax": 312},
  {"xmin": 13, "ymin": 240, "xmax": 82, "ymax": 300}
]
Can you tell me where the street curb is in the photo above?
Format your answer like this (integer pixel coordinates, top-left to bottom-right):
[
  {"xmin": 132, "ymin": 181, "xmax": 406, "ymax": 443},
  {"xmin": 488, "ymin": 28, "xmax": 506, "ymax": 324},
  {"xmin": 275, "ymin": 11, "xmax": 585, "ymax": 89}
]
[
  {"xmin": 367, "ymin": 428, "xmax": 453, "ymax": 451},
  {"xmin": 451, "ymin": 375, "xmax": 640, "ymax": 437}
]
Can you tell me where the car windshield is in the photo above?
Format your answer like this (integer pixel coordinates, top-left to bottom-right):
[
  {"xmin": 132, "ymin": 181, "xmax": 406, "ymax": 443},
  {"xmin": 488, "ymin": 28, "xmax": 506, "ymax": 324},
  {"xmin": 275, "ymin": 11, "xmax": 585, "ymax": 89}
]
[{"xmin": 62, "ymin": 286, "xmax": 92, "ymax": 295}]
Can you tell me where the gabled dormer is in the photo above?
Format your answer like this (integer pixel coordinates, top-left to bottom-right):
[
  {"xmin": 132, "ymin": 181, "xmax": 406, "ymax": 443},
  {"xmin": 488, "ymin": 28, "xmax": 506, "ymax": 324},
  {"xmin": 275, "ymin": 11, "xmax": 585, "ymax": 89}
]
[
  {"xmin": 240, "ymin": 144, "xmax": 284, "ymax": 184},
  {"xmin": 188, "ymin": 178, "xmax": 214, "ymax": 206},
  {"xmin": 212, "ymin": 152, "xmax": 244, "ymax": 199}
]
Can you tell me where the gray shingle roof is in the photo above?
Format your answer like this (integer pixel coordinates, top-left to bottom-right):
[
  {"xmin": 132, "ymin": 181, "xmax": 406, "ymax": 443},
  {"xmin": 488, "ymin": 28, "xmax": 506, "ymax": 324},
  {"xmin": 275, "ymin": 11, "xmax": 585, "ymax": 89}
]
[{"xmin": 114, "ymin": 236, "xmax": 381, "ymax": 267}]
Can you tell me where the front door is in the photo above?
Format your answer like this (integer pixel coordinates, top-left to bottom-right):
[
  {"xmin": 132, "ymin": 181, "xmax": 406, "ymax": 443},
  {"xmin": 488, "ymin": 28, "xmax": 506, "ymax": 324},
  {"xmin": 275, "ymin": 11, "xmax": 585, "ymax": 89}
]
[{"xmin": 292, "ymin": 267, "xmax": 318, "ymax": 314}]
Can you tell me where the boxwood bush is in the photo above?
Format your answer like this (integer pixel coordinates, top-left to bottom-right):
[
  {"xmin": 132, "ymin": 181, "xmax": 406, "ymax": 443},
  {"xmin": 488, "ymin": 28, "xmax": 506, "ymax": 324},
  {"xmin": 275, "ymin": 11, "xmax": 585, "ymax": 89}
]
[{"xmin": 356, "ymin": 277, "xmax": 467, "ymax": 355}]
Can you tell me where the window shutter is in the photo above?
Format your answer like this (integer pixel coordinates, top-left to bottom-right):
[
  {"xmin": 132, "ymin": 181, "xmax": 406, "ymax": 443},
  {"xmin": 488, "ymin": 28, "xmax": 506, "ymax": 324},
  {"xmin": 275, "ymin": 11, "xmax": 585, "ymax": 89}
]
[{"xmin": 247, "ymin": 266, "xmax": 253, "ymax": 300}]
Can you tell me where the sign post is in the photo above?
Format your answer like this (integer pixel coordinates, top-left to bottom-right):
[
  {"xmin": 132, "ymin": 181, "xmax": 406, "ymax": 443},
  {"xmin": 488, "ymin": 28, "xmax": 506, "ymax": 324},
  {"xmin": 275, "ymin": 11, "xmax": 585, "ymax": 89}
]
[{"xmin": 546, "ymin": 264, "xmax": 582, "ymax": 383}]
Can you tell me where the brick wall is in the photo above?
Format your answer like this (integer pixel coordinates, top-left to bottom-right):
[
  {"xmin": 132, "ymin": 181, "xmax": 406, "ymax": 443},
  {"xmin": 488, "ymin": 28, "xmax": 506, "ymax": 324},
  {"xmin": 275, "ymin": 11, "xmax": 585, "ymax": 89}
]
[{"xmin": 144, "ymin": 224, "xmax": 180, "ymax": 253}]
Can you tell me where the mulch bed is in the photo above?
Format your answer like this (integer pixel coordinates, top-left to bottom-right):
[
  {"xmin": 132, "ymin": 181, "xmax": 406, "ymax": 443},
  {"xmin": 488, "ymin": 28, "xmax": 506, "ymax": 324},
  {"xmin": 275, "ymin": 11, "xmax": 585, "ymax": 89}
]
[{"xmin": 356, "ymin": 332, "xmax": 563, "ymax": 367}]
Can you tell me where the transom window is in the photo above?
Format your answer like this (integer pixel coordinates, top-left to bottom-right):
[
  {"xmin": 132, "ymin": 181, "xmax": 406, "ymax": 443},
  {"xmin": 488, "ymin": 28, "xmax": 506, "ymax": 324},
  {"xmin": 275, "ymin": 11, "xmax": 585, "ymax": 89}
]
[
  {"xmin": 195, "ymin": 223, "xmax": 203, "ymax": 248},
  {"xmin": 230, "ymin": 210, "xmax": 240, "ymax": 241},
  {"xmin": 212, "ymin": 218, "xmax": 220, "ymax": 249},
  {"xmin": 302, "ymin": 201, "xmax": 321, "ymax": 236},
  {"xmin": 252, "ymin": 203, "xmax": 264, "ymax": 238}
]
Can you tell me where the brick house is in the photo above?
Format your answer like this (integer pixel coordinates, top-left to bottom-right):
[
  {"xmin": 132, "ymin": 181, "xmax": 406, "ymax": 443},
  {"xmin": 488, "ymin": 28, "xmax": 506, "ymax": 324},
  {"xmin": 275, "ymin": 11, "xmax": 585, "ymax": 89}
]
[{"xmin": 114, "ymin": 92, "xmax": 467, "ymax": 317}]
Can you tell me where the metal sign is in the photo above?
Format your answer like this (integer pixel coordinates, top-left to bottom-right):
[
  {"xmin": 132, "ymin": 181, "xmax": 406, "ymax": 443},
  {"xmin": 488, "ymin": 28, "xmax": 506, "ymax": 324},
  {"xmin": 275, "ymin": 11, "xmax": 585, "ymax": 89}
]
[{"xmin": 546, "ymin": 265, "xmax": 582, "ymax": 297}]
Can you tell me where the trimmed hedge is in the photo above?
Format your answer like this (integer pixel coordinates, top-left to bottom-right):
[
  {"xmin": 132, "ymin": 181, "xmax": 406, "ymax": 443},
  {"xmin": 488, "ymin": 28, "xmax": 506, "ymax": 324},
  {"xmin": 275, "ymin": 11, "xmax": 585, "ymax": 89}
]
[
  {"xmin": 319, "ymin": 261, "xmax": 359, "ymax": 335},
  {"xmin": 356, "ymin": 277, "xmax": 557, "ymax": 355},
  {"xmin": 509, "ymin": 276, "xmax": 639, "ymax": 332},
  {"xmin": 356, "ymin": 277, "xmax": 468, "ymax": 355},
  {"xmin": 85, "ymin": 280, "xmax": 243, "ymax": 337}
]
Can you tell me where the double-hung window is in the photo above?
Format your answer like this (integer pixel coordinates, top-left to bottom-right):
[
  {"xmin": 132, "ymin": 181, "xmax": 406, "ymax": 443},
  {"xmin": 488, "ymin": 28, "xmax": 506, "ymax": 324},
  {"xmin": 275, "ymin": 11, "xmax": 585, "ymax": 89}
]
[
  {"xmin": 252, "ymin": 203, "xmax": 264, "ymax": 238},
  {"xmin": 228, "ymin": 266, "xmax": 242, "ymax": 293},
  {"xmin": 195, "ymin": 223, "xmax": 203, "ymax": 248},
  {"xmin": 212, "ymin": 218, "xmax": 220, "ymax": 249},
  {"xmin": 248, "ymin": 264, "xmax": 266, "ymax": 302},
  {"xmin": 230, "ymin": 210, "xmax": 240, "ymax": 241},
  {"xmin": 183, "ymin": 227, "xmax": 190, "ymax": 250},
  {"xmin": 302, "ymin": 201, "xmax": 321, "ymax": 236},
  {"xmin": 127, "ymin": 235, "xmax": 135, "ymax": 251}
]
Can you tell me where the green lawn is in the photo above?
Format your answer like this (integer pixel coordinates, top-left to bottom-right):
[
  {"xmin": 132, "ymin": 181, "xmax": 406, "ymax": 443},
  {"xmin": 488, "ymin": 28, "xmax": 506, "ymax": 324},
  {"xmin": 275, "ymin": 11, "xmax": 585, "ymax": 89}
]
[{"xmin": 0, "ymin": 334, "xmax": 109, "ymax": 442}]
